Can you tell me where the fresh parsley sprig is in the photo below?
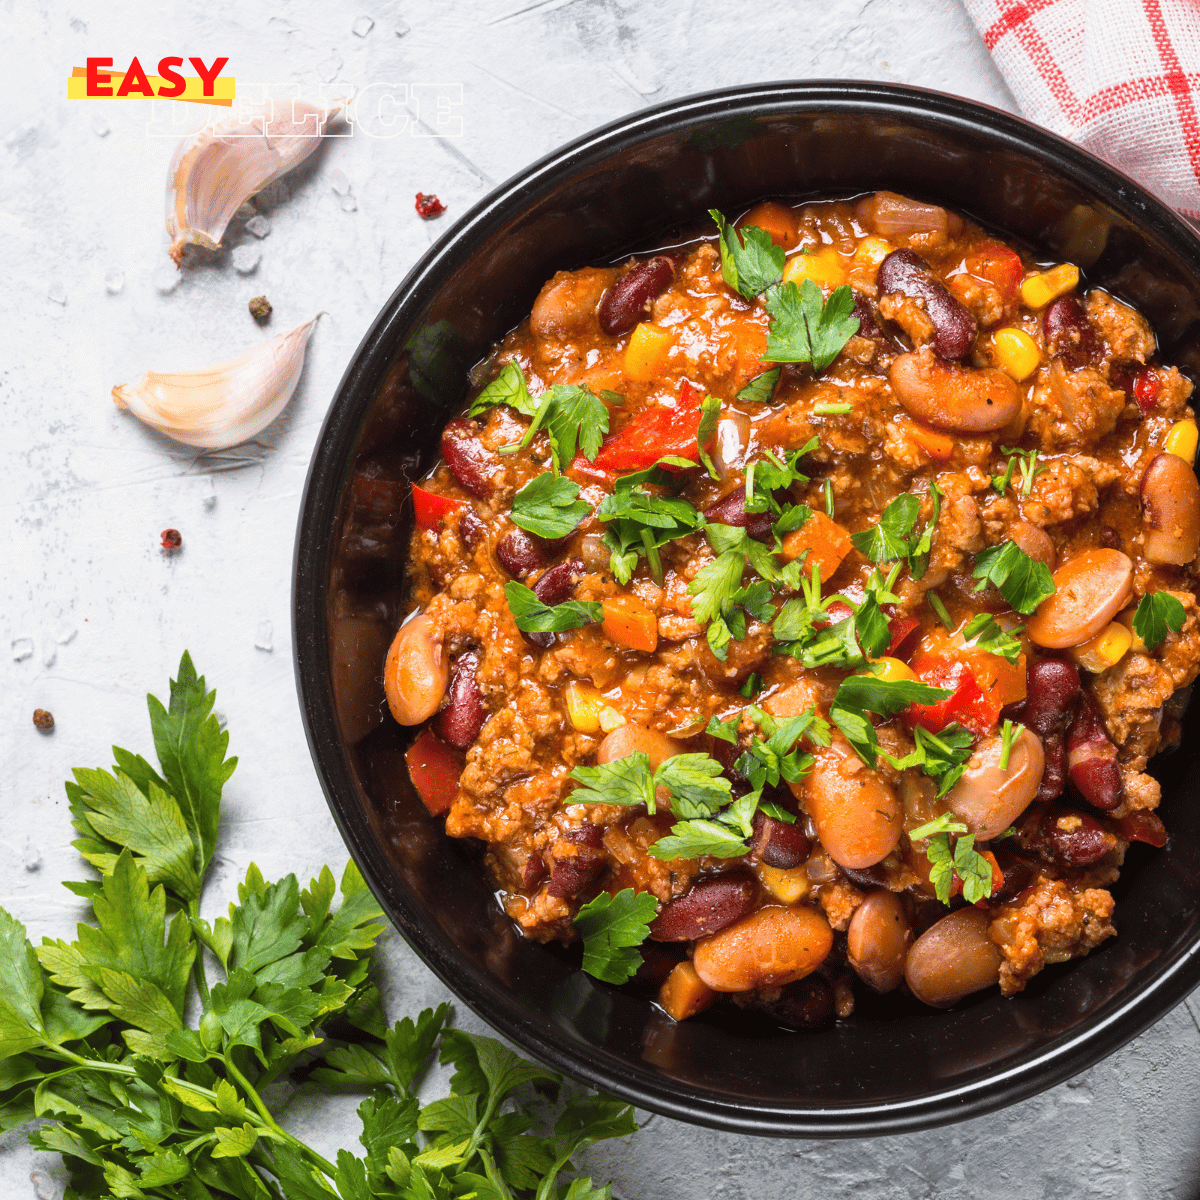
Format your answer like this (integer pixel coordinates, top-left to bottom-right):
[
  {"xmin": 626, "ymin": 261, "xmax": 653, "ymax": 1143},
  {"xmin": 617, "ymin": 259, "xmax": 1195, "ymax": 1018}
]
[
  {"xmin": 882, "ymin": 723, "xmax": 975, "ymax": 797},
  {"xmin": 1133, "ymin": 589, "xmax": 1186, "ymax": 651},
  {"xmin": 506, "ymin": 581, "xmax": 602, "ymax": 634},
  {"xmin": 729, "ymin": 705, "xmax": 831, "ymax": 791},
  {"xmin": 961, "ymin": 612, "xmax": 1025, "ymax": 664},
  {"xmin": 850, "ymin": 487, "xmax": 942, "ymax": 582},
  {"xmin": 991, "ymin": 446, "xmax": 1045, "ymax": 499},
  {"xmin": 830, "ymin": 673, "xmax": 953, "ymax": 765},
  {"xmin": 972, "ymin": 540, "xmax": 1056, "ymax": 614},
  {"xmin": 511, "ymin": 472, "xmax": 591, "ymax": 539},
  {"xmin": 709, "ymin": 208, "xmax": 785, "ymax": 298},
  {"xmin": 908, "ymin": 813, "xmax": 997, "ymax": 905},
  {"xmin": 596, "ymin": 464, "xmax": 704, "ymax": 585},
  {"xmin": 574, "ymin": 888, "xmax": 658, "ymax": 985},
  {"xmin": 737, "ymin": 366, "xmax": 782, "ymax": 404},
  {"xmin": 765, "ymin": 278, "xmax": 861, "ymax": 371}
]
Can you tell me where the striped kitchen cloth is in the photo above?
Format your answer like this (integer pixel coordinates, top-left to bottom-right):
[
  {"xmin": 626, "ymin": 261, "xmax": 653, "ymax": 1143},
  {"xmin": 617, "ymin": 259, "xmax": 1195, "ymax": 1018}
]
[{"xmin": 962, "ymin": 0, "xmax": 1200, "ymax": 218}]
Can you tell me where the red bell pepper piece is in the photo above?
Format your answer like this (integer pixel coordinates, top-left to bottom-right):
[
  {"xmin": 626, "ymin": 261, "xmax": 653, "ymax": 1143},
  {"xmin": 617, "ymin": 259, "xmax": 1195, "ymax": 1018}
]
[
  {"xmin": 592, "ymin": 381, "xmax": 711, "ymax": 472},
  {"xmin": 405, "ymin": 728, "xmax": 464, "ymax": 815},
  {"xmin": 1117, "ymin": 810, "xmax": 1168, "ymax": 848},
  {"xmin": 905, "ymin": 654, "xmax": 1001, "ymax": 737},
  {"xmin": 1134, "ymin": 368, "xmax": 1162, "ymax": 414},
  {"xmin": 884, "ymin": 613, "xmax": 921, "ymax": 662},
  {"xmin": 965, "ymin": 241, "xmax": 1023, "ymax": 300},
  {"xmin": 412, "ymin": 484, "xmax": 463, "ymax": 531}
]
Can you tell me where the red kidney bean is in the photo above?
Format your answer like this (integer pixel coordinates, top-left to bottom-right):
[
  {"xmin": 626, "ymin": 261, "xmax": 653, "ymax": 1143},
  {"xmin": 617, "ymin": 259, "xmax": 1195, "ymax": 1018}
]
[
  {"xmin": 1065, "ymin": 691, "xmax": 1123, "ymax": 811},
  {"xmin": 1037, "ymin": 735, "xmax": 1068, "ymax": 804},
  {"xmin": 1118, "ymin": 810, "xmax": 1168, "ymax": 848},
  {"xmin": 547, "ymin": 824, "xmax": 606, "ymax": 899},
  {"xmin": 751, "ymin": 811, "xmax": 810, "ymax": 869},
  {"xmin": 458, "ymin": 507, "xmax": 486, "ymax": 551},
  {"xmin": 440, "ymin": 419, "xmax": 499, "ymax": 499},
  {"xmin": 533, "ymin": 557, "xmax": 586, "ymax": 606},
  {"xmin": 746, "ymin": 974, "xmax": 835, "ymax": 1029},
  {"xmin": 521, "ymin": 850, "xmax": 547, "ymax": 891},
  {"xmin": 598, "ymin": 256, "xmax": 675, "ymax": 336},
  {"xmin": 989, "ymin": 845, "xmax": 1037, "ymax": 904},
  {"xmin": 1024, "ymin": 659, "xmax": 1081, "ymax": 736},
  {"xmin": 840, "ymin": 863, "xmax": 890, "ymax": 889},
  {"xmin": 1041, "ymin": 808, "xmax": 1118, "ymax": 866},
  {"xmin": 703, "ymin": 490, "xmax": 773, "ymax": 540},
  {"xmin": 649, "ymin": 875, "xmax": 758, "ymax": 942},
  {"xmin": 1043, "ymin": 295, "xmax": 1103, "ymax": 370},
  {"xmin": 877, "ymin": 248, "xmax": 976, "ymax": 359},
  {"xmin": 851, "ymin": 292, "xmax": 885, "ymax": 342},
  {"xmin": 433, "ymin": 650, "xmax": 486, "ymax": 750},
  {"xmin": 496, "ymin": 528, "xmax": 548, "ymax": 578}
]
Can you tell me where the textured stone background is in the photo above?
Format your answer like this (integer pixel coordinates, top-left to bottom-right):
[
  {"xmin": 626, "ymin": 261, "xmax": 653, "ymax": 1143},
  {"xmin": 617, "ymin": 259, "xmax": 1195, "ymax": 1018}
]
[{"xmin": 3, "ymin": 0, "xmax": 1200, "ymax": 1195}]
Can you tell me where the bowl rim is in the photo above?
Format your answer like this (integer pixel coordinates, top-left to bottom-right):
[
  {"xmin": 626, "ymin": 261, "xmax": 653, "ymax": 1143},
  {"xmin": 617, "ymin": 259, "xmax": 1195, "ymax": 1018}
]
[{"xmin": 294, "ymin": 78, "xmax": 1200, "ymax": 1137}]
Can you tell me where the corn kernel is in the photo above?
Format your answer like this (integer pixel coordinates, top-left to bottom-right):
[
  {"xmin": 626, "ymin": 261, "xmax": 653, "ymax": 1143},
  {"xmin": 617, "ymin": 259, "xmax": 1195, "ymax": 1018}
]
[
  {"xmin": 1165, "ymin": 420, "xmax": 1199, "ymax": 465},
  {"xmin": 871, "ymin": 656, "xmax": 918, "ymax": 683},
  {"xmin": 598, "ymin": 706, "xmax": 625, "ymax": 733},
  {"xmin": 853, "ymin": 236, "xmax": 894, "ymax": 269},
  {"xmin": 624, "ymin": 323, "xmax": 674, "ymax": 382},
  {"xmin": 1020, "ymin": 263, "xmax": 1080, "ymax": 309},
  {"xmin": 991, "ymin": 327, "xmax": 1041, "ymax": 381},
  {"xmin": 783, "ymin": 246, "xmax": 847, "ymax": 289},
  {"xmin": 1071, "ymin": 621, "xmax": 1132, "ymax": 673},
  {"xmin": 564, "ymin": 680, "xmax": 606, "ymax": 732},
  {"xmin": 1117, "ymin": 607, "xmax": 1149, "ymax": 654},
  {"xmin": 757, "ymin": 863, "xmax": 811, "ymax": 905}
]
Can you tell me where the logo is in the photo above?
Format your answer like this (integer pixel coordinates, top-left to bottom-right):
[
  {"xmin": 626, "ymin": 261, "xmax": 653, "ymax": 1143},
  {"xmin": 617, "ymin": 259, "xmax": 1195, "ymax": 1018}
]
[{"xmin": 69, "ymin": 57, "xmax": 234, "ymax": 106}]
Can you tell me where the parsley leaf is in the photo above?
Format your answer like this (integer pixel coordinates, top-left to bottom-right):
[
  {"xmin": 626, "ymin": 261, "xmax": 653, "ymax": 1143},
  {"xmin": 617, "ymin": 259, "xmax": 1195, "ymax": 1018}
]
[
  {"xmin": 909, "ymin": 813, "xmax": 997, "ymax": 905},
  {"xmin": 830, "ymin": 674, "xmax": 952, "ymax": 764},
  {"xmin": 961, "ymin": 612, "xmax": 1025, "ymax": 663},
  {"xmin": 850, "ymin": 494, "xmax": 922, "ymax": 564},
  {"xmin": 468, "ymin": 359, "xmax": 539, "ymax": 420},
  {"xmin": 991, "ymin": 446, "xmax": 1045, "ymax": 499},
  {"xmin": 737, "ymin": 366, "xmax": 782, "ymax": 403},
  {"xmin": 709, "ymin": 209, "xmax": 785, "ymax": 298},
  {"xmin": 648, "ymin": 819, "xmax": 756, "ymax": 861},
  {"xmin": 696, "ymin": 393, "xmax": 722, "ymax": 479},
  {"xmin": 764, "ymin": 279, "xmax": 861, "ymax": 371},
  {"xmin": 573, "ymin": 889, "xmax": 658, "ymax": 984},
  {"xmin": 734, "ymin": 706, "xmax": 829, "ymax": 790},
  {"xmin": 568, "ymin": 753, "xmax": 656, "ymax": 810},
  {"xmin": 510, "ymin": 473, "xmax": 590, "ymax": 539},
  {"xmin": 1133, "ymin": 590, "xmax": 1186, "ymax": 651},
  {"xmin": 504, "ymin": 581, "xmax": 602, "ymax": 633},
  {"xmin": 883, "ymin": 724, "xmax": 974, "ymax": 797},
  {"xmin": 596, "ymin": 467, "xmax": 703, "ymax": 585},
  {"xmin": 972, "ymin": 540, "xmax": 1056, "ymax": 614},
  {"xmin": 506, "ymin": 383, "xmax": 612, "ymax": 470}
]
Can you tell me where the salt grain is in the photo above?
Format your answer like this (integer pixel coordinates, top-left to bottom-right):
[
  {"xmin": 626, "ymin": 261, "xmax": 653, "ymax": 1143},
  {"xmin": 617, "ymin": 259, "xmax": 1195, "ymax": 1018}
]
[
  {"xmin": 246, "ymin": 214, "xmax": 271, "ymax": 238},
  {"xmin": 91, "ymin": 113, "xmax": 110, "ymax": 137},
  {"xmin": 353, "ymin": 15, "xmax": 375, "ymax": 36},
  {"xmin": 232, "ymin": 245, "xmax": 261, "ymax": 274},
  {"xmin": 318, "ymin": 56, "xmax": 343, "ymax": 83},
  {"xmin": 395, "ymin": 20, "xmax": 411, "ymax": 36},
  {"xmin": 254, "ymin": 620, "xmax": 274, "ymax": 652},
  {"xmin": 154, "ymin": 264, "xmax": 181, "ymax": 294},
  {"xmin": 54, "ymin": 621, "xmax": 77, "ymax": 645},
  {"xmin": 104, "ymin": 267, "xmax": 124, "ymax": 294},
  {"xmin": 341, "ymin": 194, "xmax": 358, "ymax": 212},
  {"xmin": 200, "ymin": 475, "xmax": 217, "ymax": 508},
  {"xmin": 47, "ymin": 282, "xmax": 67, "ymax": 306},
  {"xmin": 330, "ymin": 168, "xmax": 351, "ymax": 196},
  {"xmin": 12, "ymin": 638, "xmax": 33, "ymax": 662},
  {"xmin": 42, "ymin": 639, "xmax": 57, "ymax": 668},
  {"xmin": 24, "ymin": 841, "xmax": 43, "ymax": 873}
]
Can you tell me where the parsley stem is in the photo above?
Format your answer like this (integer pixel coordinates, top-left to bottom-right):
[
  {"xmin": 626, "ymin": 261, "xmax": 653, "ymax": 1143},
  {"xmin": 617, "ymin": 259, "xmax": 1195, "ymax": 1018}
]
[
  {"xmin": 824, "ymin": 477, "xmax": 834, "ymax": 517},
  {"xmin": 813, "ymin": 401, "xmax": 853, "ymax": 415},
  {"xmin": 188, "ymin": 901, "xmax": 212, "ymax": 1008},
  {"xmin": 927, "ymin": 590, "xmax": 954, "ymax": 632},
  {"xmin": 641, "ymin": 526, "xmax": 664, "ymax": 585}
]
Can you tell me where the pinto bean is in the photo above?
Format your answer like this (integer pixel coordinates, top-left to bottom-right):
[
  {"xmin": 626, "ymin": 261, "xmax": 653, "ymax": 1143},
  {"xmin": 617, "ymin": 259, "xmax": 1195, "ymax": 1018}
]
[
  {"xmin": 889, "ymin": 349, "xmax": 1022, "ymax": 433},
  {"xmin": 1065, "ymin": 691, "xmax": 1122, "ymax": 811},
  {"xmin": 384, "ymin": 612, "xmax": 449, "ymax": 726},
  {"xmin": 458, "ymin": 507, "xmax": 486, "ymax": 552},
  {"xmin": 440, "ymin": 418, "xmax": 499, "ymax": 499},
  {"xmin": 801, "ymin": 746, "xmax": 902, "ymax": 870},
  {"xmin": 433, "ymin": 650, "xmax": 486, "ymax": 749},
  {"xmin": 904, "ymin": 907, "xmax": 1001, "ymax": 1008},
  {"xmin": 1141, "ymin": 451, "xmax": 1200, "ymax": 566},
  {"xmin": 1009, "ymin": 520, "xmax": 1057, "ymax": 570},
  {"xmin": 703, "ymin": 490, "xmax": 773, "ymax": 540},
  {"xmin": 847, "ymin": 890, "xmax": 912, "ymax": 994},
  {"xmin": 496, "ymin": 528, "xmax": 548, "ymax": 578},
  {"xmin": 692, "ymin": 905, "xmax": 833, "ymax": 992},
  {"xmin": 598, "ymin": 257, "xmax": 675, "ymax": 336},
  {"xmin": 877, "ymin": 249, "xmax": 977, "ymax": 359},
  {"xmin": 596, "ymin": 724, "xmax": 681, "ymax": 771},
  {"xmin": 1043, "ymin": 294, "xmax": 1103, "ymax": 370},
  {"xmin": 751, "ymin": 811, "xmax": 810, "ymax": 869},
  {"xmin": 650, "ymin": 875, "xmax": 758, "ymax": 941},
  {"xmin": 1024, "ymin": 659, "xmax": 1081, "ymax": 735},
  {"xmin": 944, "ymin": 727, "xmax": 1045, "ymax": 839},
  {"xmin": 534, "ymin": 557, "xmax": 586, "ymax": 606},
  {"xmin": 1026, "ymin": 549, "xmax": 1133, "ymax": 649},
  {"xmin": 530, "ymin": 268, "xmax": 615, "ymax": 340},
  {"xmin": 1041, "ymin": 808, "xmax": 1118, "ymax": 866},
  {"xmin": 547, "ymin": 824, "xmax": 605, "ymax": 899}
]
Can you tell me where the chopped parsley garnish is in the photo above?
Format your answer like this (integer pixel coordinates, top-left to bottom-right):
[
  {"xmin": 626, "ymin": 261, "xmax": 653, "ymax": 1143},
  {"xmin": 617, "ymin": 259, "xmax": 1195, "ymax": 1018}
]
[
  {"xmin": 709, "ymin": 209, "xmax": 785, "ymax": 298},
  {"xmin": 830, "ymin": 673, "xmax": 953, "ymax": 764},
  {"xmin": 764, "ymin": 278, "xmax": 861, "ymax": 371},
  {"xmin": 961, "ymin": 612, "xmax": 1024, "ymax": 664},
  {"xmin": 1133, "ymin": 589, "xmax": 1186, "ymax": 650},
  {"xmin": 908, "ymin": 813, "xmax": 996, "ymax": 905},
  {"xmin": 852, "ymin": 494, "xmax": 921, "ymax": 564},
  {"xmin": 689, "ymin": 525, "xmax": 785, "ymax": 660},
  {"xmin": 696, "ymin": 392, "xmax": 722, "ymax": 479},
  {"xmin": 504, "ymin": 581, "xmax": 602, "ymax": 633},
  {"xmin": 999, "ymin": 718, "xmax": 1024, "ymax": 770},
  {"xmin": 824, "ymin": 477, "xmax": 835, "ymax": 517},
  {"xmin": 469, "ymin": 358, "xmax": 538, "ymax": 418},
  {"xmin": 573, "ymin": 888, "xmax": 658, "ymax": 985},
  {"xmin": 739, "ymin": 671, "xmax": 763, "ymax": 697},
  {"xmin": 971, "ymin": 540, "xmax": 1056, "ymax": 614},
  {"xmin": 813, "ymin": 401, "xmax": 854, "ymax": 415},
  {"xmin": 882, "ymin": 723, "xmax": 974, "ymax": 797},
  {"xmin": 596, "ymin": 466, "xmax": 703, "ymax": 584},
  {"xmin": 927, "ymin": 590, "xmax": 954, "ymax": 631},
  {"xmin": 510, "ymin": 472, "xmax": 590, "ymax": 539},
  {"xmin": 732, "ymin": 705, "xmax": 830, "ymax": 791},
  {"xmin": 991, "ymin": 446, "xmax": 1046, "ymax": 499},
  {"xmin": 737, "ymin": 366, "xmax": 782, "ymax": 404}
]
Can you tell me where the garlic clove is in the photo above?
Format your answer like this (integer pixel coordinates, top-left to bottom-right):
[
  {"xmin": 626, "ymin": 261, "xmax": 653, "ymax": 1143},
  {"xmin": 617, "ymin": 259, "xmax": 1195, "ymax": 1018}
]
[
  {"xmin": 167, "ymin": 99, "xmax": 344, "ymax": 265},
  {"xmin": 112, "ymin": 316, "xmax": 320, "ymax": 449}
]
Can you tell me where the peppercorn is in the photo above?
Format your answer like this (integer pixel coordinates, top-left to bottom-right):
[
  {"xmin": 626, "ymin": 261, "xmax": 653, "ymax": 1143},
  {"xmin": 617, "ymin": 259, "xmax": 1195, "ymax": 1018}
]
[
  {"xmin": 32, "ymin": 709, "xmax": 54, "ymax": 731},
  {"xmin": 248, "ymin": 295, "xmax": 272, "ymax": 322},
  {"xmin": 161, "ymin": 528, "xmax": 183, "ymax": 550},
  {"xmin": 415, "ymin": 192, "xmax": 446, "ymax": 219}
]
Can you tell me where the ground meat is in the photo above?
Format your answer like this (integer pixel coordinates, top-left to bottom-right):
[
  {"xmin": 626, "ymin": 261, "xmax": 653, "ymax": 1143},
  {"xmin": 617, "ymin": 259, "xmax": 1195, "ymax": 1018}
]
[
  {"xmin": 1087, "ymin": 290, "xmax": 1156, "ymax": 363},
  {"xmin": 989, "ymin": 878, "xmax": 1117, "ymax": 996}
]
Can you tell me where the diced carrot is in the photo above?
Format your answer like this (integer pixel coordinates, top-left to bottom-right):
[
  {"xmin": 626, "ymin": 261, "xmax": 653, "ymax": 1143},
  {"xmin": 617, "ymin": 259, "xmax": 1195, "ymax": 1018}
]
[
  {"xmin": 965, "ymin": 240, "xmax": 1024, "ymax": 299},
  {"xmin": 411, "ymin": 484, "xmax": 462, "ymax": 531},
  {"xmin": 737, "ymin": 200, "xmax": 801, "ymax": 250},
  {"xmin": 602, "ymin": 595, "xmax": 658, "ymax": 654},
  {"xmin": 581, "ymin": 365, "xmax": 624, "ymax": 395},
  {"xmin": 624, "ymin": 323, "xmax": 674, "ymax": 382},
  {"xmin": 962, "ymin": 649, "xmax": 1027, "ymax": 708},
  {"xmin": 779, "ymin": 510, "xmax": 854, "ymax": 579},
  {"xmin": 658, "ymin": 961, "xmax": 715, "ymax": 1022},
  {"xmin": 903, "ymin": 422, "xmax": 954, "ymax": 462},
  {"xmin": 735, "ymin": 322, "xmax": 770, "ymax": 385},
  {"xmin": 405, "ymin": 729, "xmax": 464, "ymax": 816}
]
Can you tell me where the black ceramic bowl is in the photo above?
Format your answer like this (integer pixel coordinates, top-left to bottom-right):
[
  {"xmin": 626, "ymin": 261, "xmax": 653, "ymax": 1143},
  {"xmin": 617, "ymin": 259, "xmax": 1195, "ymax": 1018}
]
[{"xmin": 294, "ymin": 81, "xmax": 1200, "ymax": 1136}]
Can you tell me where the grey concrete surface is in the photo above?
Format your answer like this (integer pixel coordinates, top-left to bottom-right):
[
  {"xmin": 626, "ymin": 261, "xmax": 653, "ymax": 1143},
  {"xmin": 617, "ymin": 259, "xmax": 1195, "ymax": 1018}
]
[{"xmin": 1, "ymin": 0, "xmax": 1197, "ymax": 1196}]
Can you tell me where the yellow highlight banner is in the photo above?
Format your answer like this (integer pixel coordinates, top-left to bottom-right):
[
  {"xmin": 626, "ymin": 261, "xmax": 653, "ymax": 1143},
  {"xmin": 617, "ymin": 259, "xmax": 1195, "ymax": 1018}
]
[{"xmin": 69, "ymin": 67, "xmax": 235, "ymax": 106}]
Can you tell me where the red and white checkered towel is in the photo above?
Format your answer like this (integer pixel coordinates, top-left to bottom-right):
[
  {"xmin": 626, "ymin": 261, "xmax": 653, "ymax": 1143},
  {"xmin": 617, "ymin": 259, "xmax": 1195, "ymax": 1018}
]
[{"xmin": 962, "ymin": 0, "xmax": 1200, "ymax": 218}]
